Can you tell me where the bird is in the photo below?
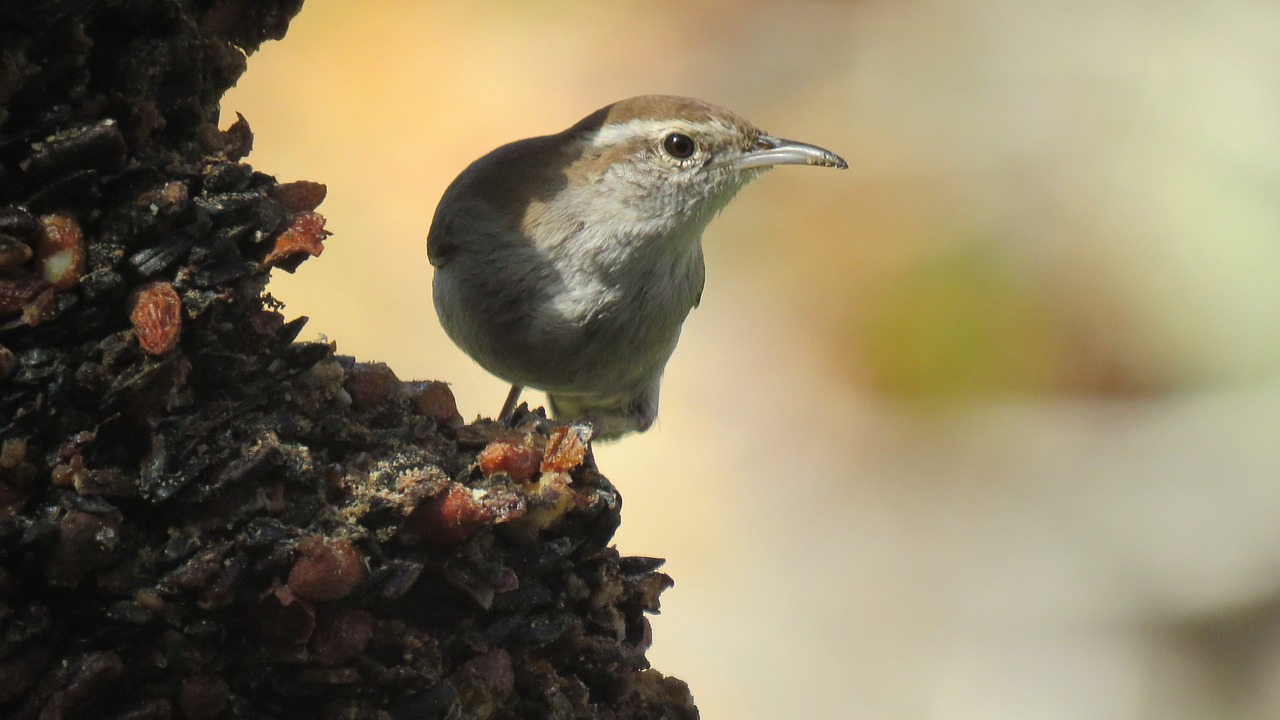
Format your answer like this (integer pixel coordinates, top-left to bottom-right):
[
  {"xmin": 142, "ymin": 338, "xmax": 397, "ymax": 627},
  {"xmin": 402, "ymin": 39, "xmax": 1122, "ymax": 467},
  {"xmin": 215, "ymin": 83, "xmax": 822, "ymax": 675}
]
[{"xmin": 427, "ymin": 95, "xmax": 846, "ymax": 439}]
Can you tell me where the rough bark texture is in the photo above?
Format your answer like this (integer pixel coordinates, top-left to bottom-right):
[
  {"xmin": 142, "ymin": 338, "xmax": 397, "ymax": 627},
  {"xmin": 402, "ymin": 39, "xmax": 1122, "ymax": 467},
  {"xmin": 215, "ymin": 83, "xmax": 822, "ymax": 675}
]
[{"xmin": 0, "ymin": 2, "xmax": 696, "ymax": 718}]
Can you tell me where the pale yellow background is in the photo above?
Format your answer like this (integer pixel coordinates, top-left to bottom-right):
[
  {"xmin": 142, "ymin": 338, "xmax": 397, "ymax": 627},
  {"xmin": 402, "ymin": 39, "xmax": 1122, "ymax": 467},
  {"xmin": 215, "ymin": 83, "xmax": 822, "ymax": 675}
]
[{"xmin": 224, "ymin": 2, "xmax": 1280, "ymax": 718}]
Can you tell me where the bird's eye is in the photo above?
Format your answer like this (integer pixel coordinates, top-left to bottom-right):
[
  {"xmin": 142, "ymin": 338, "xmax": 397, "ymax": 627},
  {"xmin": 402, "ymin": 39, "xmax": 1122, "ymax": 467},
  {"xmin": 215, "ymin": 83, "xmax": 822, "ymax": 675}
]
[{"xmin": 662, "ymin": 133, "xmax": 696, "ymax": 159}]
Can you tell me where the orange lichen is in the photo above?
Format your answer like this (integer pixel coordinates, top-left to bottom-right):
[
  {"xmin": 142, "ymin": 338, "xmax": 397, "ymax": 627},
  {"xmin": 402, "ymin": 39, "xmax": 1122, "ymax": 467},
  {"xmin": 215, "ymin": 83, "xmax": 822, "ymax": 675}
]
[
  {"xmin": 406, "ymin": 381, "xmax": 464, "ymax": 427},
  {"xmin": 478, "ymin": 441, "xmax": 541, "ymax": 482},
  {"xmin": 0, "ymin": 275, "xmax": 46, "ymax": 317},
  {"xmin": 129, "ymin": 282, "xmax": 183, "ymax": 355},
  {"xmin": 270, "ymin": 180, "xmax": 327, "ymax": 213},
  {"xmin": 405, "ymin": 485, "xmax": 494, "ymax": 545},
  {"xmin": 263, "ymin": 211, "xmax": 328, "ymax": 267},
  {"xmin": 37, "ymin": 213, "xmax": 84, "ymax": 291},
  {"xmin": 540, "ymin": 426, "xmax": 589, "ymax": 473},
  {"xmin": 344, "ymin": 362, "xmax": 399, "ymax": 411},
  {"xmin": 287, "ymin": 536, "xmax": 368, "ymax": 602}
]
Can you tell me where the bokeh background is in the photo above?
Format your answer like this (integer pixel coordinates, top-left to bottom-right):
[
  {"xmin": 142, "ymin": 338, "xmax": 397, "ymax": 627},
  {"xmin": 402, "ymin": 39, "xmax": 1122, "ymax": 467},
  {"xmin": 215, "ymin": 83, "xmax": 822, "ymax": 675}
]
[{"xmin": 222, "ymin": 1, "xmax": 1280, "ymax": 718}]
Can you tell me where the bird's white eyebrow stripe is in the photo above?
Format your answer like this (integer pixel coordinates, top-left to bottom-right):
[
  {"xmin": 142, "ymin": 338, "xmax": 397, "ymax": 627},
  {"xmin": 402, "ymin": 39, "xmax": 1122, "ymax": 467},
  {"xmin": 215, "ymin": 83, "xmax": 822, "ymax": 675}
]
[{"xmin": 589, "ymin": 117, "xmax": 740, "ymax": 148}]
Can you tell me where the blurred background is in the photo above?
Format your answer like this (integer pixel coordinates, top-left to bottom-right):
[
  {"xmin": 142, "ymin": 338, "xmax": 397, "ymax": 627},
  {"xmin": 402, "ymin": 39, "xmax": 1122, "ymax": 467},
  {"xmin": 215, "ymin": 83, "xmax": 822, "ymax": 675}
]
[{"xmin": 222, "ymin": 1, "xmax": 1280, "ymax": 718}]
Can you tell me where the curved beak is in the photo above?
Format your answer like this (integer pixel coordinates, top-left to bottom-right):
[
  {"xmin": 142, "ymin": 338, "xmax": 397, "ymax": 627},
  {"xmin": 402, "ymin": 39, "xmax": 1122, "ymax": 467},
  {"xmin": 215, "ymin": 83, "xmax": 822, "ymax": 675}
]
[{"xmin": 735, "ymin": 133, "xmax": 848, "ymax": 171}]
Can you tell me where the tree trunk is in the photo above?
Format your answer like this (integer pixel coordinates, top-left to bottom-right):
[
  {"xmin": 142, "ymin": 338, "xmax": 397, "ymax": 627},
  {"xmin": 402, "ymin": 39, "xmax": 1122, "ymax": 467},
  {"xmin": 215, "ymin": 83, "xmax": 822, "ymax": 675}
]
[{"xmin": 0, "ymin": 2, "xmax": 696, "ymax": 718}]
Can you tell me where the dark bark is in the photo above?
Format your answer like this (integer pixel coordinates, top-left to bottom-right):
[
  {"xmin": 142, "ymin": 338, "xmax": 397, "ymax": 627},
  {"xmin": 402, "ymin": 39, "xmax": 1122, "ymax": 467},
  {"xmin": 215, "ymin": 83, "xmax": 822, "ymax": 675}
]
[{"xmin": 0, "ymin": 2, "xmax": 696, "ymax": 718}]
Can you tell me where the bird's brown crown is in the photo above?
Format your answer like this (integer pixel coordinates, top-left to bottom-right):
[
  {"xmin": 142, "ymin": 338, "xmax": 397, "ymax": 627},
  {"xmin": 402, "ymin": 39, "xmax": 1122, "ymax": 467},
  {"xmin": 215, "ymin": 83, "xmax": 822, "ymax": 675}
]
[{"xmin": 570, "ymin": 95, "xmax": 759, "ymax": 141}]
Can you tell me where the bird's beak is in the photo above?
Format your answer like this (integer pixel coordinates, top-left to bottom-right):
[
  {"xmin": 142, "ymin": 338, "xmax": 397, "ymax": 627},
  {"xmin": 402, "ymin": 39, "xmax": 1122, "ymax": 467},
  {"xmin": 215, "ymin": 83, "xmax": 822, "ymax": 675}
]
[{"xmin": 735, "ymin": 134, "xmax": 848, "ymax": 171}]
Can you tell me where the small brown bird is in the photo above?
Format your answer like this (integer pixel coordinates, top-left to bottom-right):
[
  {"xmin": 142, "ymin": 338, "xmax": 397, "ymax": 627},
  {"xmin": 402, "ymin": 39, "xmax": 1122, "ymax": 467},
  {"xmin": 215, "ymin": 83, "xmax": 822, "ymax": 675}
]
[{"xmin": 428, "ymin": 95, "xmax": 846, "ymax": 439}]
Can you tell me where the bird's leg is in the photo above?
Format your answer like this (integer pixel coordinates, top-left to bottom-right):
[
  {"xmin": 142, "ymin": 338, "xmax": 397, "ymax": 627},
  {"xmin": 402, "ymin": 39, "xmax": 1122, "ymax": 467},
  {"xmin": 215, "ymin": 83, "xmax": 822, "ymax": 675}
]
[{"xmin": 498, "ymin": 384, "xmax": 524, "ymax": 423}]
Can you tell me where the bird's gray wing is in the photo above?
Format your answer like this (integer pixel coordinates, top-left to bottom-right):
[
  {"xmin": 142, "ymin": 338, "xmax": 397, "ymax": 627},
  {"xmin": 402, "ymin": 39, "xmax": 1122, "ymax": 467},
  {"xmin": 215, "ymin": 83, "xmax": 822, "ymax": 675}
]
[
  {"xmin": 426, "ymin": 207, "xmax": 460, "ymax": 268},
  {"xmin": 691, "ymin": 245, "xmax": 706, "ymax": 308}
]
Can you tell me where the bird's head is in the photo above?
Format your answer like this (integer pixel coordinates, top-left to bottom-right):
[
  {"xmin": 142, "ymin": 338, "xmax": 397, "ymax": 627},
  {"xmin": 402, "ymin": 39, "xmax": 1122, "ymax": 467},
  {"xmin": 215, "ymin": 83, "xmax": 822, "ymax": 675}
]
[{"xmin": 548, "ymin": 95, "xmax": 847, "ymax": 251}]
